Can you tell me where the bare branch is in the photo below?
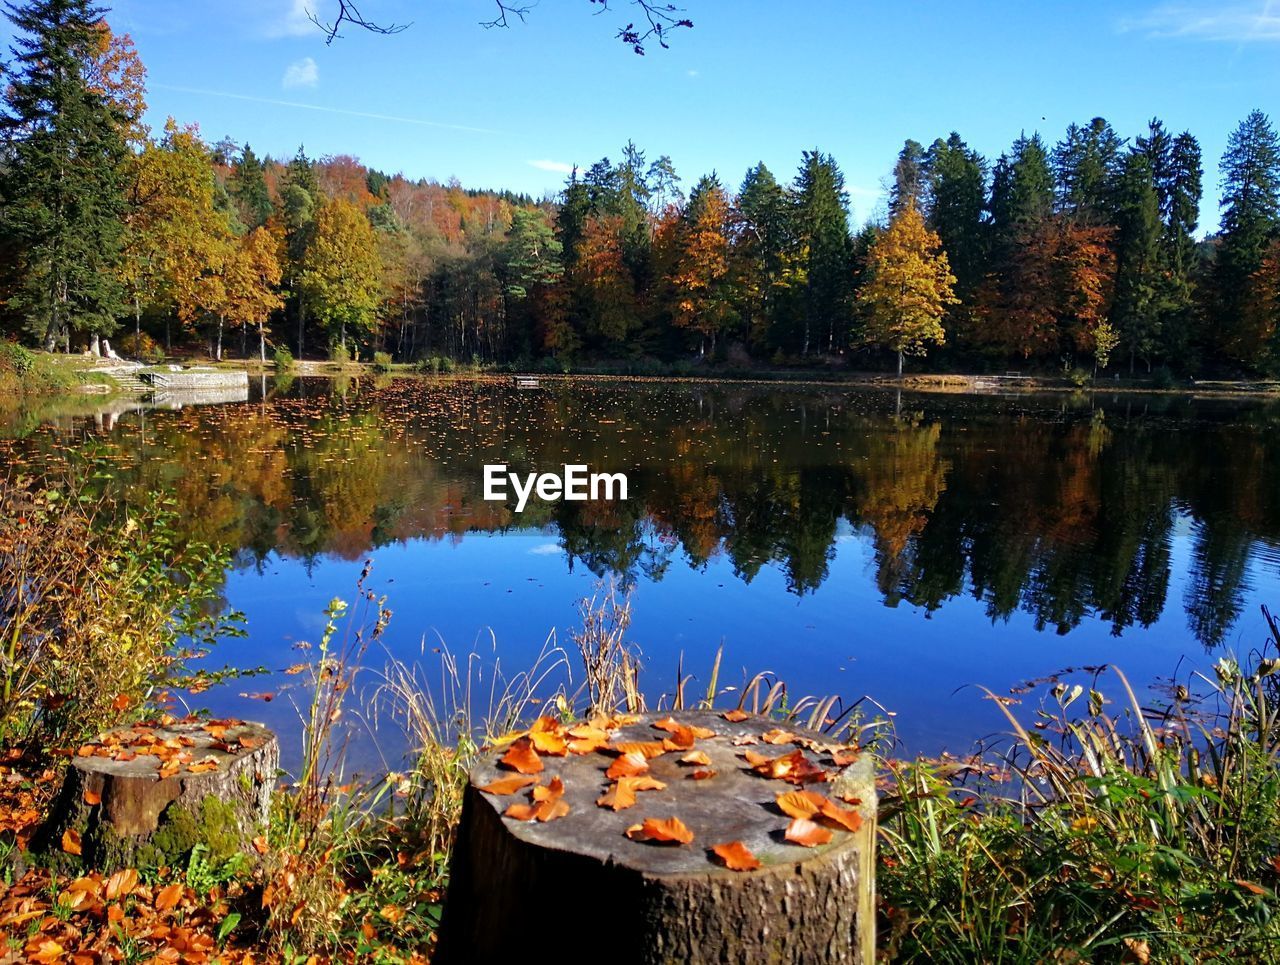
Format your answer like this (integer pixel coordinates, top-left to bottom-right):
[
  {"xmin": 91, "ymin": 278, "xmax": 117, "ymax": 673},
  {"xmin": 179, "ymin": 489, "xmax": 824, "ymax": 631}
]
[
  {"xmin": 311, "ymin": 2, "xmax": 692, "ymax": 53},
  {"xmin": 307, "ymin": 1, "xmax": 411, "ymax": 45}
]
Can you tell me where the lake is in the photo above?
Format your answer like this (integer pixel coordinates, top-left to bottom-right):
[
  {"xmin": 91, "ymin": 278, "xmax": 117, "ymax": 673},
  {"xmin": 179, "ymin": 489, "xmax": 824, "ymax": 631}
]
[{"xmin": 5, "ymin": 376, "xmax": 1280, "ymax": 770}]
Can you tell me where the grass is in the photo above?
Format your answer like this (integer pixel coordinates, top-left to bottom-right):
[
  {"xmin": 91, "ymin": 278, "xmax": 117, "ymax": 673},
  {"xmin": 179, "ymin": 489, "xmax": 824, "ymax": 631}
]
[{"xmin": 4, "ymin": 487, "xmax": 1280, "ymax": 961}]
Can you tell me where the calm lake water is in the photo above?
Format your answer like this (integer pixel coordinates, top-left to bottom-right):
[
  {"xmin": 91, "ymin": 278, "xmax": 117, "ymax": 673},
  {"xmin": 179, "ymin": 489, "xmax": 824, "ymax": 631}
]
[{"xmin": 6, "ymin": 376, "xmax": 1280, "ymax": 768}]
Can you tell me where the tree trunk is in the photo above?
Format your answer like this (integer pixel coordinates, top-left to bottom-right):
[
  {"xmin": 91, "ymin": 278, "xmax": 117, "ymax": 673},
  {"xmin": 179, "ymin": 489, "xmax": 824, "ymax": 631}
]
[
  {"xmin": 437, "ymin": 711, "xmax": 876, "ymax": 965},
  {"xmin": 298, "ymin": 303, "xmax": 306, "ymax": 359},
  {"xmin": 897, "ymin": 350, "xmax": 904, "ymax": 379},
  {"xmin": 259, "ymin": 322, "xmax": 266, "ymax": 366},
  {"xmin": 216, "ymin": 315, "xmax": 224, "ymax": 362},
  {"xmin": 37, "ymin": 720, "xmax": 277, "ymax": 874}
]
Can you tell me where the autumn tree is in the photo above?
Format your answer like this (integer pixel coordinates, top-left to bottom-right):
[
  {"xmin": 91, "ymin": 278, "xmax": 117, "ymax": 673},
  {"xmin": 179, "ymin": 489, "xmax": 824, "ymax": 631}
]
[
  {"xmin": 670, "ymin": 174, "xmax": 736, "ymax": 354},
  {"xmin": 227, "ymin": 226, "xmax": 285, "ymax": 363},
  {"xmin": 301, "ymin": 197, "xmax": 383, "ymax": 354},
  {"xmin": 0, "ymin": 0, "xmax": 128, "ymax": 350},
  {"xmin": 858, "ymin": 203, "xmax": 957, "ymax": 376}
]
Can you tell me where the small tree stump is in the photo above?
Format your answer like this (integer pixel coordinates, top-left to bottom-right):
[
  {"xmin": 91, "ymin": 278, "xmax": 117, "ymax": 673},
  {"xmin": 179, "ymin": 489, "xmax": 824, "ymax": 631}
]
[
  {"xmin": 38, "ymin": 719, "xmax": 278, "ymax": 872},
  {"xmin": 436, "ymin": 711, "xmax": 876, "ymax": 965}
]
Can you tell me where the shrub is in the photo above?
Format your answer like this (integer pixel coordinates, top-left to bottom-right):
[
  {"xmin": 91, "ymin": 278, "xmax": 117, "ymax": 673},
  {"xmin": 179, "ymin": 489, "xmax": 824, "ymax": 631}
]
[
  {"xmin": 273, "ymin": 345, "xmax": 295, "ymax": 372},
  {"xmin": 1152, "ymin": 365, "xmax": 1176, "ymax": 390},
  {"xmin": 0, "ymin": 341, "xmax": 37, "ymax": 377},
  {"xmin": 0, "ymin": 475, "xmax": 239, "ymax": 747},
  {"xmin": 1068, "ymin": 366, "xmax": 1091, "ymax": 387},
  {"xmin": 372, "ymin": 351, "xmax": 393, "ymax": 373},
  {"xmin": 327, "ymin": 342, "xmax": 356, "ymax": 365},
  {"xmin": 440, "ymin": 356, "xmax": 457, "ymax": 374},
  {"xmin": 117, "ymin": 332, "xmax": 164, "ymax": 363}
]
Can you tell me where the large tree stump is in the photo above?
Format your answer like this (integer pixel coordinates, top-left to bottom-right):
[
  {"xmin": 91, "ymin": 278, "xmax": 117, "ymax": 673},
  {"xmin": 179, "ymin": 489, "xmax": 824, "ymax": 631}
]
[
  {"xmin": 38, "ymin": 718, "xmax": 278, "ymax": 872},
  {"xmin": 436, "ymin": 710, "xmax": 876, "ymax": 965}
]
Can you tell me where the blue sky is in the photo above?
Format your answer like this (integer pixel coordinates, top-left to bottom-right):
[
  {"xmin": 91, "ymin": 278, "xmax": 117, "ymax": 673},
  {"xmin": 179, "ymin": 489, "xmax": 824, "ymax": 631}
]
[{"xmin": 10, "ymin": 1, "xmax": 1280, "ymax": 229}]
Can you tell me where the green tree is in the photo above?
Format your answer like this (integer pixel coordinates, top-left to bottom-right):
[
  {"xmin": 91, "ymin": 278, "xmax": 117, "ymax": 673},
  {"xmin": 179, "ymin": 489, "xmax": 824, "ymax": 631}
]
[
  {"xmin": 793, "ymin": 150, "xmax": 852, "ymax": 356},
  {"xmin": 926, "ymin": 133, "xmax": 988, "ymax": 305},
  {"xmin": 1216, "ymin": 110, "xmax": 1280, "ymax": 366},
  {"xmin": 229, "ymin": 143, "xmax": 273, "ymax": 231},
  {"xmin": 1053, "ymin": 117, "xmax": 1125, "ymax": 221},
  {"xmin": 1112, "ymin": 152, "xmax": 1164, "ymax": 371},
  {"xmin": 0, "ymin": 0, "xmax": 128, "ymax": 350},
  {"xmin": 733, "ymin": 162, "xmax": 792, "ymax": 350},
  {"xmin": 282, "ymin": 147, "xmax": 320, "ymax": 356}
]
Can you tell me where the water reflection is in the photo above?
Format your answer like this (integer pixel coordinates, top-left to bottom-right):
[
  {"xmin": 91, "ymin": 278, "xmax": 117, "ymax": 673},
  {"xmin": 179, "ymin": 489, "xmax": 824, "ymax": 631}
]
[{"xmin": 6, "ymin": 377, "xmax": 1280, "ymax": 655}]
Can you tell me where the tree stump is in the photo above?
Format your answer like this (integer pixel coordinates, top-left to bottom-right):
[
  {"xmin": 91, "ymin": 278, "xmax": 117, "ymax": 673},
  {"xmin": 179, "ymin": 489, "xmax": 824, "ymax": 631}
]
[
  {"xmin": 436, "ymin": 710, "xmax": 876, "ymax": 965},
  {"xmin": 38, "ymin": 718, "xmax": 278, "ymax": 873}
]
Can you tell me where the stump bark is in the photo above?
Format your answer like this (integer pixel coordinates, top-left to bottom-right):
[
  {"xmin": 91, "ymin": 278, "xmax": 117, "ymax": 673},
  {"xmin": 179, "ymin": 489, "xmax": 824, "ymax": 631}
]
[
  {"xmin": 38, "ymin": 719, "xmax": 278, "ymax": 872},
  {"xmin": 436, "ymin": 710, "xmax": 876, "ymax": 965}
]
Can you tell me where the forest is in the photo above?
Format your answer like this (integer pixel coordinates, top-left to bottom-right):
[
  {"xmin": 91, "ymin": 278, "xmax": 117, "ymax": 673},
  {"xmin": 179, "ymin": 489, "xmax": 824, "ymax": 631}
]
[{"xmin": 3, "ymin": 2, "xmax": 1280, "ymax": 378}]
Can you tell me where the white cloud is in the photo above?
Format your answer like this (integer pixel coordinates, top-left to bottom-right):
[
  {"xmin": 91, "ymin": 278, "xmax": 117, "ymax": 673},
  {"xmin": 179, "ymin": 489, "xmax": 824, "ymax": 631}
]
[
  {"xmin": 528, "ymin": 543, "xmax": 562, "ymax": 555},
  {"xmin": 527, "ymin": 159, "xmax": 575, "ymax": 174},
  {"xmin": 1121, "ymin": 3, "xmax": 1280, "ymax": 42},
  {"xmin": 268, "ymin": 0, "xmax": 317, "ymax": 39},
  {"xmin": 686, "ymin": 69, "xmax": 700, "ymax": 78},
  {"xmin": 282, "ymin": 56, "xmax": 320, "ymax": 89}
]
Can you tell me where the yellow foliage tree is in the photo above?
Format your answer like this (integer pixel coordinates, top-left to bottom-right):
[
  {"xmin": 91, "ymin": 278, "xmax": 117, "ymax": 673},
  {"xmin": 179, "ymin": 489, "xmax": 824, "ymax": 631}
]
[
  {"xmin": 300, "ymin": 198, "xmax": 383, "ymax": 355},
  {"xmin": 858, "ymin": 203, "xmax": 958, "ymax": 377}
]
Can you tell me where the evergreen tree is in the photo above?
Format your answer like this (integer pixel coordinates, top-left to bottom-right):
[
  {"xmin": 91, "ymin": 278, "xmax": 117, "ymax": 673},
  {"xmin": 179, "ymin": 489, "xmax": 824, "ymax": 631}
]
[
  {"xmin": 889, "ymin": 139, "xmax": 928, "ymax": 217},
  {"xmin": 1216, "ymin": 109, "xmax": 1280, "ymax": 365},
  {"xmin": 733, "ymin": 162, "xmax": 791, "ymax": 349},
  {"xmin": 926, "ymin": 133, "xmax": 987, "ymax": 303},
  {"xmin": 793, "ymin": 150, "xmax": 852, "ymax": 355},
  {"xmin": 0, "ymin": 0, "xmax": 128, "ymax": 349},
  {"xmin": 229, "ymin": 143, "xmax": 272, "ymax": 231},
  {"xmin": 1052, "ymin": 117, "xmax": 1125, "ymax": 221},
  {"xmin": 990, "ymin": 133, "xmax": 1053, "ymax": 240},
  {"xmin": 281, "ymin": 146, "xmax": 319, "ymax": 355},
  {"xmin": 1112, "ymin": 153, "xmax": 1164, "ymax": 371}
]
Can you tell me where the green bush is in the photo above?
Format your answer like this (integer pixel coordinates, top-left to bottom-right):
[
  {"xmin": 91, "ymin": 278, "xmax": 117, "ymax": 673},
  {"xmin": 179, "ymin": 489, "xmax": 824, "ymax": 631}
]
[
  {"xmin": 1068, "ymin": 366, "xmax": 1091, "ymax": 387},
  {"xmin": 372, "ymin": 351, "xmax": 393, "ymax": 373},
  {"xmin": 328, "ymin": 342, "xmax": 356, "ymax": 365},
  {"xmin": 440, "ymin": 356, "xmax": 457, "ymax": 374},
  {"xmin": 273, "ymin": 345, "xmax": 295, "ymax": 372},
  {"xmin": 0, "ymin": 340, "xmax": 37, "ymax": 376}
]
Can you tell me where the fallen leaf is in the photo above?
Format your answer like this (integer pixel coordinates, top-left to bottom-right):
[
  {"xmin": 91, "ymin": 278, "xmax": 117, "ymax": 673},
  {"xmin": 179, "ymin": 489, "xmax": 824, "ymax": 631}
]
[
  {"xmin": 253, "ymin": 835, "xmax": 270, "ymax": 855},
  {"xmin": 721, "ymin": 709, "xmax": 750, "ymax": 723},
  {"xmin": 761, "ymin": 728, "xmax": 798, "ymax": 745},
  {"xmin": 499, "ymin": 738, "xmax": 543, "ymax": 775},
  {"xmin": 679, "ymin": 750, "xmax": 711, "ymax": 766},
  {"xmin": 611, "ymin": 741, "xmax": 668, "ymax": 760},
  {"xmin": 477, "ymin": 774, "xmax": 539, "ymax": 796},
  {"xmin": 597, "ymin": 775, "xmax": 668, "ymax": 810},
  {"xmin": 712, "ymin": 840, "xmax": 761, "ymax": 871},
  {"xmin": 61, "ymin": 828, "xmax": 82, "ymax": 856},
  {"xmin": 155, "ymin": 882, "xmax": 184, "ymax": 912},
  {"xmin": 82, "ymin": 789, "xmax": 101, "ymax": 806},
  {"xmin": 818, "ymin": 799, "xmax": 863, "ymax": 833},
  {"xmin": 688, "ymin": 768, "xmax": 717, "ymax": 780},
  {"xmin": 776, "ymin": 790, "xmax": 825, "ymax": 820},
  {"xmin": 785, "ymin": 818, "xmax": 832, "ymax": 848},
  {"xmin": 105, "ymin": 867, "xmax": 138, "ymax": 900},
  {"xmin": 606, "ymin": 751, "xmax": 650, "ymax": 779},
  {"xmin": 111, "ymin": 693, "xmax": 131, "ymax": 711},
  {"xmin": 529, "ymin": 730, "xmax": 568, "ymax": 756},
  {"xmin": 626, "ymin": 817, "xmax": 694, "ymax": 845},
  {"xmin": 749, "ymin": 749, "xmax": 827, "ymax": 785}
]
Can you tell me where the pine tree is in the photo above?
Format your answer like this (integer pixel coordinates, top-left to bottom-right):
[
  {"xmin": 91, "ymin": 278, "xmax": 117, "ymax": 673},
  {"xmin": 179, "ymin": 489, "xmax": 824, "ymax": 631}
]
[
  {"xmin": 0, "ymin": 0, "xmax": 128, "ymax": 349},
  {"xmin": 1052, "ymin": 117, "xmax": 1125, "ymax": 222},
  {"xmin": 1113, "ymin": 153, "xmax": 1164, "ymax": 371},
  {"xmin": 793, "ymin": 150, "xmax": 852, "ymax": 356},
  {"xmin": 1216, "ymin": 109, "xmax": 1280, "ymax": 365},
  {"xmin": 282, "ymin": 146, "xmax": 319, "ymax": 355},
  {"xmin": 990, "ymin": 133, "xmax": 1053, "ymax": 240},
  {"xmin": 889, "ymin": 139, "xmax": 928, "ymax": 217},
  {"xmin": 857, "ymin": 202, "xmax": 957, "ymax": 376},
  {"xmin": 229, "ymin": 143, "xmax": 273, "ymax": 231},
  {"xmin": 733, "ymin": 162, "xmax": 791, "ymax": 350},
  {"xmin": 926, "ymin": 133, "xmax": 987, "ymax": 304}
]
